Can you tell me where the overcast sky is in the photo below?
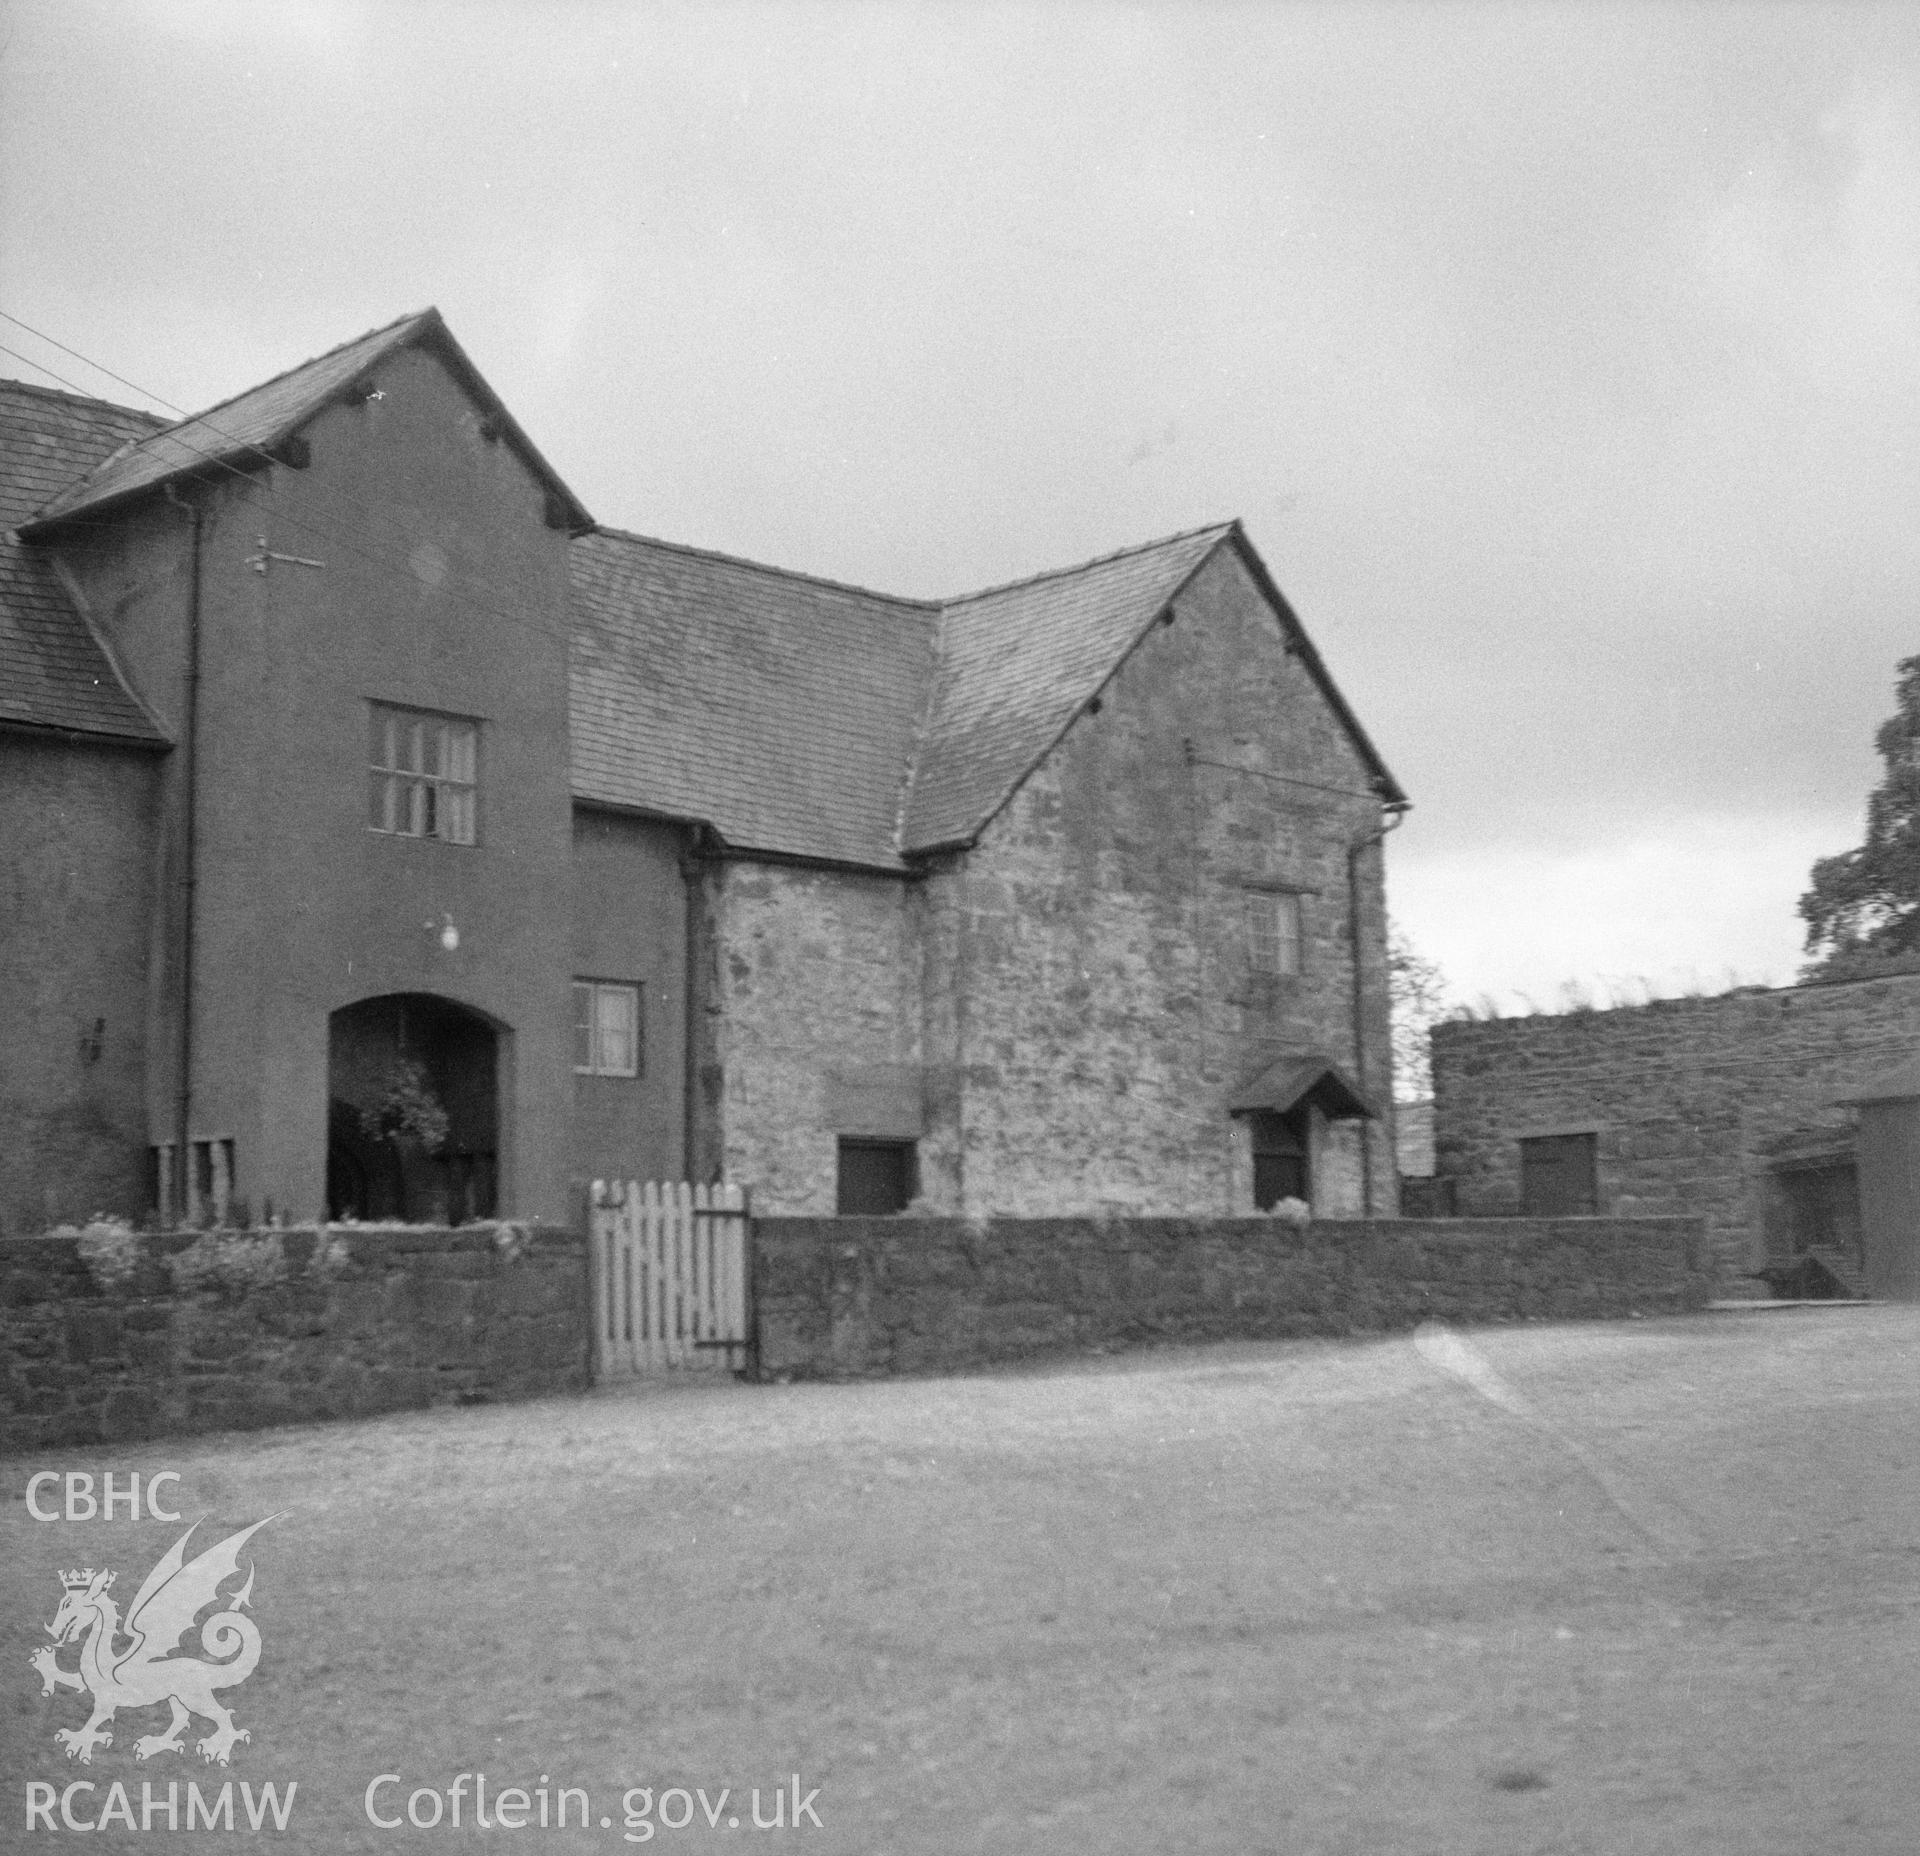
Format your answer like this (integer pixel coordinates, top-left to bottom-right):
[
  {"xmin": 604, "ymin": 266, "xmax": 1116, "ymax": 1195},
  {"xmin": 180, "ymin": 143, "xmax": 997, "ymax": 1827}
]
[{"xmin": 4, "ymin": 1, "xmax": 1915, "ymax": 1012}]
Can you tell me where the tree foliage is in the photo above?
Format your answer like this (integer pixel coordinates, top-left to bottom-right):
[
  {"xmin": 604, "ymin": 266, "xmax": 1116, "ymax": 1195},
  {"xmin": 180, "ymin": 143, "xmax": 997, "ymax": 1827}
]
[
  {"xmin": 1389, "ymin": 925, "xmax": 1450, "ymax": 1101},
  {"xmin": 1800, "ymin": 656, "xmax": 1920, "ymax": 979},
  {"xmin": 358, "ymin": 1057, "xmax": 449, "ymax": 1154}
]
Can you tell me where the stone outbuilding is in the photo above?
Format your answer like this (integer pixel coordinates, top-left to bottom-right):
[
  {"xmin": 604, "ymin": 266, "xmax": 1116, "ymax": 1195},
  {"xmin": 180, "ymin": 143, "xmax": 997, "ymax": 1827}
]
[
  {"xmin": 1430, "ymin": 968, "xmax": 1920, "ymax": 1293},
  {"xmin": 2, "ymin": 310, "xmax": 1406, "ymax": 1233}
]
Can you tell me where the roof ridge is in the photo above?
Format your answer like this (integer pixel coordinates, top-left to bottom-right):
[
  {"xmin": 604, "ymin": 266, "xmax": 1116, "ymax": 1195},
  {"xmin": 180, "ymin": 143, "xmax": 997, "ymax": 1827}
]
[
  {"xmin": 584, "ymin": 524, "xmax": 941, "ymax": 610},
  {"xmin": 936, "ymin": 518, "xmax": 1236, "ymax": 608},
  {"xmin": 0, "ymin": 377, "xmax": 167, "ymax": 425}
]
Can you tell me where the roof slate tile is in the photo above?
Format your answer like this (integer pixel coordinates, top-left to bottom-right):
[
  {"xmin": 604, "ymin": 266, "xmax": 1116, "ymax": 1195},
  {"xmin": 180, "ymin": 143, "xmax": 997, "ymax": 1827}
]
[
  {"xmin": 903, "ymin": 524, "xmax": 1232, "ymax": 850},
  {"xmin": 566, "ymin": 524, "xmax": 1242, "ymax": 867},
  {"xmin": 570, "ymin": 531, "xmax": 934, "ymax": 868},
  {"xmin": 0, "ymin": 380, "xmax": 169, "ymax": 742},
  {"xmin": 567, "ymin": 519, "xmax": 1387, "ymax": 870}
]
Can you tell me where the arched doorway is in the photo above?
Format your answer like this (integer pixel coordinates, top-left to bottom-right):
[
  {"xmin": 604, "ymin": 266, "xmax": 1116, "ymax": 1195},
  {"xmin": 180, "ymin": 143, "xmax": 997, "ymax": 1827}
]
[{"xmin": 327, "ymin": 994, "xmax": 500, "ymax": 1223}]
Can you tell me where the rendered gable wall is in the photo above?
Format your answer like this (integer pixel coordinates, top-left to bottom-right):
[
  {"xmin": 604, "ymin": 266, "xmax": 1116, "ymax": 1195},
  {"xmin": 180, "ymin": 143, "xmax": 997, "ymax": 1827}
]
[
  {"xmin": 219, "ymin": 341, "xmax": 577, "ymax": 1221},
  {"xmin": 36, "ymin": 341, "xmax": 579, "ymax": 1224}
]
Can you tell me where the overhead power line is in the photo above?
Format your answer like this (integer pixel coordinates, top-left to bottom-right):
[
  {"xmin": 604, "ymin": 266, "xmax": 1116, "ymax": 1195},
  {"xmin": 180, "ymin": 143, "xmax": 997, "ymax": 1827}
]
[{"xmin": 0, "ymin": 309, "xmax": 186, "ymax": 418}]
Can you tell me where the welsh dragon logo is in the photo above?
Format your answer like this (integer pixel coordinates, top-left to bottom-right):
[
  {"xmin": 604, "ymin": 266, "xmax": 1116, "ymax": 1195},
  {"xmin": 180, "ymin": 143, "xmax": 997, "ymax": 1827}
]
[{"xmin": 30, "ymin": 1515, "xmax": 281, "ymax": 1766}]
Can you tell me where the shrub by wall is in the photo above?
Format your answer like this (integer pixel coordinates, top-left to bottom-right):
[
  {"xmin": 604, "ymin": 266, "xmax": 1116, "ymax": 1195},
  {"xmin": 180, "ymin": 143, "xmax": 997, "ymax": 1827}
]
[
  {"xmin": 0, "ymin": 1222, "xmax": 587, "ymax": 1452},
  {"xmin": 753, "ymin": 1214, "xmax": 1709, "ymax": 1379}
]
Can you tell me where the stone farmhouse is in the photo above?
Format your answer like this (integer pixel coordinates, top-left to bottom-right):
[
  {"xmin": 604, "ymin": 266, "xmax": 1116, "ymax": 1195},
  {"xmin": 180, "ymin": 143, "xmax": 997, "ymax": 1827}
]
[
  {"xmin": 1431, "ymin": 968, "xmax": 1920, "ymax": 1296},
  {"xmin": 1, "ymin": 310, "xmax": 1407, "ymax": 1236}
]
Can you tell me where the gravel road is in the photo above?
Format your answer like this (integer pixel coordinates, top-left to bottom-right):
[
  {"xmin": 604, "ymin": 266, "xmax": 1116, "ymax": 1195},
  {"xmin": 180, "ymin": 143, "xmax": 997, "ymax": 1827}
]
[{"xmin": 8, "ymin": 1307, "xmax": 1920, "ymax": 1853}]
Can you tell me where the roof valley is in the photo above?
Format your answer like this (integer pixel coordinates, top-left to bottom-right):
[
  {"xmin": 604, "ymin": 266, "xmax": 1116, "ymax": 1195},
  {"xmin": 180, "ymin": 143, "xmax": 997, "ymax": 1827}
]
[
  {"xmin": 0, "ymin": 378, "xmax": 176, "ymax": 743},
  {"xmin": 889, "ymin": 603, "xmax": 950, "ymax": 858}
]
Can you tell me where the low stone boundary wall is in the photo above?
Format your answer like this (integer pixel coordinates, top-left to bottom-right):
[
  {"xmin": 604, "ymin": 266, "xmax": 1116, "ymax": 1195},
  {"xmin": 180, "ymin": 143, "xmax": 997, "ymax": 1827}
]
[
  {"xmin": 753, "ymin": 1215, "xmax": 1710, "ymax": 1379},
  {"xmin": 0, "ymin": 1222, "xmax": 587, "ymax": 1452}
]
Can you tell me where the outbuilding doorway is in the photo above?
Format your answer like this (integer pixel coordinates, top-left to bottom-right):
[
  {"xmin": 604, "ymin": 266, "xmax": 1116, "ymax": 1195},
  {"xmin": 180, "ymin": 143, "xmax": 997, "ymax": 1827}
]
[
  {"xmin": 326, "ymin": 993, "xmax": 500, "ymax": 1222},
  {"xmin": 1250, "ymin": 1110, "xmax": 1308, "ymax": 1211}
]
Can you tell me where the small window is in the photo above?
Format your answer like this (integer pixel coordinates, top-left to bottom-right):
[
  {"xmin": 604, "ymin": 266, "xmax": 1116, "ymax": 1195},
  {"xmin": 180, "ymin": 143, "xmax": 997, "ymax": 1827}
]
[
  {"xmin": 837, "ymin": 1138, "xmax": 917, "ymax": 1215},
  {"xmin": 1246, "ymin": 890, "xmax": 1303, "ymax": 977},
  {"xmin": 573, "ymin": 981, "xmax": 641, "ymax": 1077},
  {"xmin": 1520, "ymin": 1133, "xmax": 1598, "ymax": 1216},
  {"xmin": 369, "ymin": 703, "xmax": 478, "ymax": 845}
]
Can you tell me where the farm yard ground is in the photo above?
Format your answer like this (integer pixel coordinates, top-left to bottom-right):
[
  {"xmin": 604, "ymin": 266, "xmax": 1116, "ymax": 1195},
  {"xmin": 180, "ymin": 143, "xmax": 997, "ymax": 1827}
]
[{"xmin": 7, "ymin": 1309, "xmax": 1920, "ymax": 1855}]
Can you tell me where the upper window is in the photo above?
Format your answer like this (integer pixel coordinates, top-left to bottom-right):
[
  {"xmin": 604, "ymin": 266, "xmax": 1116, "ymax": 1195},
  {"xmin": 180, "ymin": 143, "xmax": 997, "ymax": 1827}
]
[
  {"xmin": 1245, "ymin": 890, "xmax": 1303, "ymax": 977},
  {"xmin": 574, "ymin": 980, "xmax": 641, "ymax": 1077},
  {"xmin": 369, "ymin": 704, "xmax": 477, "ymax": 845}
]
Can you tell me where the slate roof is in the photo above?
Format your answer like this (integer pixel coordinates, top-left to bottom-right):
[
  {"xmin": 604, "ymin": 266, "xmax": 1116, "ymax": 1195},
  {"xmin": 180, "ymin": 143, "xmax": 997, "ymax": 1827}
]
[
  {"xmin": 903, "ymin": 523, "xmax": 1232, "ymax": 851},
  {"xmin": 0, "ymin": 380, "xmax": 168, "ymax": 742},
  {"xmin": 1, "ymin": 315, "xmax": 1402, "ymax": 855},
  {"xmin": 570, "ymin": 519, "xmax": 1403, "ymax": 869},
  {"xmin": 571, "ymin": 530, "xmax": 936, "ymax": 870},
  {"xmin": 23, "ymin": 309, "xmax": 592, "ymax": 535}
]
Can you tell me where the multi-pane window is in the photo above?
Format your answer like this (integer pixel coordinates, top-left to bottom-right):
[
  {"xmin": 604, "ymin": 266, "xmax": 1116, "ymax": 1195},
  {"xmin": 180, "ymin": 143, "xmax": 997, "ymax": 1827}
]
[
  {"xmin": 368, "ymin": 704, "xmax": 478, "ymax": 844},
  {"xmin": 573, "ymin": 980, "xmax": 641, "ymax": 1077},
  {"xmin": 1245, "ymin": 890, "xmax": 1303, "ymax": 977}
]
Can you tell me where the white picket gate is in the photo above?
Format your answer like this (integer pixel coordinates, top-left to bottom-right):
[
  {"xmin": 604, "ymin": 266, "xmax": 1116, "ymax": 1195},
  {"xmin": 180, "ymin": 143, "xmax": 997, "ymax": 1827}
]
[{"xmin": 588, "ymin": 1180, "xmax": 751, "ymax": 1379}]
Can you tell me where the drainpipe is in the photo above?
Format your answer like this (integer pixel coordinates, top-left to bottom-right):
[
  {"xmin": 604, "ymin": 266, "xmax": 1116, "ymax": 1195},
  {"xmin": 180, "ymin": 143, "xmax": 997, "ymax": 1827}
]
[
  {"xmin": 1348, "ymin": 801, "xmax": 1409, "ymax": 1216},
  {"xmin": 164, "ymin": 484, "xmax": 205, "ymax": 1227},
  {"xmin": 679, "ymin": 826, "xmax": 708, "ymax": 1183}
]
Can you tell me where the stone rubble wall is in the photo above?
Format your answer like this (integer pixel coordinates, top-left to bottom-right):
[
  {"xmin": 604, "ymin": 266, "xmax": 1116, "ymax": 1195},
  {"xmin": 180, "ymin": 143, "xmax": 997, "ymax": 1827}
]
[
  {"xmin": 753, "ymin": 1213, "xmax": 1708, "ymax": 1379},
  {"xmin": 0, "ymin": 1222, "xmax": 587, "ymax": 1452}
]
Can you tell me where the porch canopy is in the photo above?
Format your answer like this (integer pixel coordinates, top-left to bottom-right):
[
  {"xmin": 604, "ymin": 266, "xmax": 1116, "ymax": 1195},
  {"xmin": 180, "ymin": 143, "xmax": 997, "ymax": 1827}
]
[{"xmin": 1228, "ymin": 1054, "xmax": 1378, "ymax": 1121}]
